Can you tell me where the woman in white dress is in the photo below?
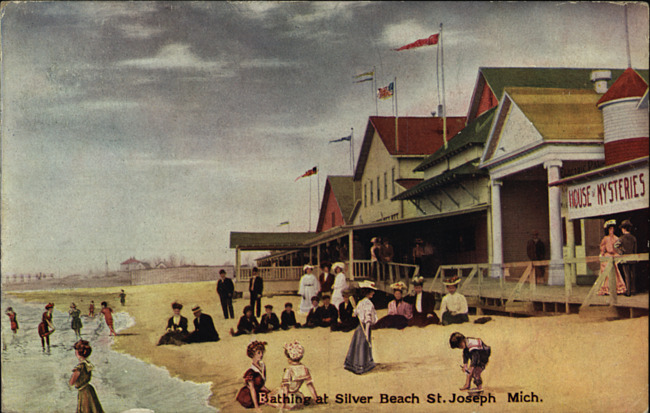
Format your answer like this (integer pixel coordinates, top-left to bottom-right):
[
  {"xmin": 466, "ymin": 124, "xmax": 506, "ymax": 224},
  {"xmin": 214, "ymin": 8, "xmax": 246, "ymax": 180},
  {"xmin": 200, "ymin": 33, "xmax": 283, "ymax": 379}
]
[
  {"xmin": 330, "ymin": 262, "xmax": 349, "ymax": 308},
  {"xmin": 344, "ymin": 280, "xmax": 378, "ymax": 375},
  {"xmin": 298, "ymin": 265, "xmax": 320, "ymax": 314}
]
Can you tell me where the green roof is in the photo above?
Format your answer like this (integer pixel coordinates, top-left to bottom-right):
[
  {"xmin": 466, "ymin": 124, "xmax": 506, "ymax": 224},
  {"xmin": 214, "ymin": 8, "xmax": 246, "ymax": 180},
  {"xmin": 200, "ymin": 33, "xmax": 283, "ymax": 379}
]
[
  {"xmin": 392, "ymin": 163, "xmax": 488, "ymax": 201},
  {"xmin": 415, "ymin": 107, "xmax": 496, "ymax": 172},
  {"xmin": 229, "ymin": 232, "xmax": 317, "ymax": 250},
  {"xmin": 481, "ymin": 67, "xmax": 649, "ymax": 100}
]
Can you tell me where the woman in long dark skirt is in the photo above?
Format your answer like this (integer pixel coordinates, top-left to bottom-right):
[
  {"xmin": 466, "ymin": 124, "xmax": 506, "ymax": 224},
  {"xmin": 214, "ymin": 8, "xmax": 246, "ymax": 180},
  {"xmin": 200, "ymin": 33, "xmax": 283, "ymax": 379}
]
[{"xmin": 344, "ymin": 281, "xmax": 378, "ymax": 374}]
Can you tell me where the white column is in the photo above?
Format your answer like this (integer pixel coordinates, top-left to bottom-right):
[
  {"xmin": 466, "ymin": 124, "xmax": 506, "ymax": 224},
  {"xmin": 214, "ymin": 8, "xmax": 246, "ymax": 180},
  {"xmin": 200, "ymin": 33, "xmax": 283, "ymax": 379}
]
[
  {"xmin": 545, "ymin": 160, "xmax": 565, "ymax": 285},
  {"xmin": 348, "ymin": 231, "xmax": 355, "ymax": 280},
  {"xmin": 490, "ymin": 179, "xmax": 503, "ymax": 278},
  {"xmin": 235, "ymin": 248, "xmax": 241, "ymax": 282}
]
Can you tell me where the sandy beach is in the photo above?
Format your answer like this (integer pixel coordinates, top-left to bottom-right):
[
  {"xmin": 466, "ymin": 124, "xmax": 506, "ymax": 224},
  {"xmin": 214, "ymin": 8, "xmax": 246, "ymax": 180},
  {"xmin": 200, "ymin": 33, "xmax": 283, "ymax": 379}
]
[{"xmin": 7, "ymin": 281, "xmax": 648, "ymax": 413}]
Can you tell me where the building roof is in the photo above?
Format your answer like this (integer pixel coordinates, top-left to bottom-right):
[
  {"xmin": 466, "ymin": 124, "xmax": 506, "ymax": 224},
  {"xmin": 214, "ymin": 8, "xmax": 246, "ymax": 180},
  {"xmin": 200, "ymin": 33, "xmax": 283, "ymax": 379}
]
[
  {"xmin": 597, "ymin": 67, "xmax": 649, "ymax": 107},
  {"xmin": 415, "ymin": 107, "xmax": 497, "ymax": 172},
  {"xmin": 316, "ymin": 176, "xmax": 357, "ymax": 232},
  {"xmin": 507, "ymin": 87, "xmax": 604, "ymax": 140},
  {"xmin": 354, "ymin": 116, "xmax": 466, "ymax": 180},
  {"xmin": 396, "ymin": 178, "xmax": 423, "ymax": 190},
  {"xmin": 481, "ymin": 87, "xmax": 604, "ymax": 165},
  {"xmin": 229, "ymin": 231, "xmax": 317, "ymax": 250},
  {"xmin": 467, "ymin": 67, "xmax": 650, "ymax": 121},
  {"xmin": 393, "ymin": 163, "xmax": 487, "ymax": 201},
  {"xmin": 121, "ymin": 258, "xmax": 140, "ymax": 265}
]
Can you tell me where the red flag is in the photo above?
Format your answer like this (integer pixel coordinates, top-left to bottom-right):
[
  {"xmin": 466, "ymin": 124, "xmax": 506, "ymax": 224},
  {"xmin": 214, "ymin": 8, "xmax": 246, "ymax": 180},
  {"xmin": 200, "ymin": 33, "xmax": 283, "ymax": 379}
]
[
  {"xmin": 394, "ymin": 33, "xmax": 439, "ymax": 51},
  {"xmin": 295, "ymin": 166, "xmax": 318, "ymax": 181}
]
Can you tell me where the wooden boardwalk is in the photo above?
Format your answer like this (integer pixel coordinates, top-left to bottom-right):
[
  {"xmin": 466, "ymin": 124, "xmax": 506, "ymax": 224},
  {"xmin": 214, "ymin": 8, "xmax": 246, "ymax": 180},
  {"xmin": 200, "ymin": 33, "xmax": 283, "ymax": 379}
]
[{"xmin": 427, "ymin": 276, "xmax": 648, "ymax": 317}]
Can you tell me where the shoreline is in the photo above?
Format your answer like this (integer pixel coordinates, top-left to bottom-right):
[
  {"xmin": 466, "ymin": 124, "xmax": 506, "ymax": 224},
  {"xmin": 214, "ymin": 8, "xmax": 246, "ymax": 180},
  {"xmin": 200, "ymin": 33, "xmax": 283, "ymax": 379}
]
[{"xmin": 5, "ymin": 282, "xmax": 649, "ymax": 412}]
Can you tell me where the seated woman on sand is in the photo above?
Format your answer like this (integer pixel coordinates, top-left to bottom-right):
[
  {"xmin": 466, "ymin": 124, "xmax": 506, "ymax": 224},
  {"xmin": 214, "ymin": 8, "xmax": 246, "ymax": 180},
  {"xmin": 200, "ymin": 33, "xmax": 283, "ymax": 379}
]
[
  {"xmin": 373, "ymin": 281, "xmax": 412, "ymax": 330},
  {"xmin": 438, "ymin": 276, "xmax": 469, "ymax": 326},
  {"xmin": 157, "ymin": 302, "xmax": 189, "ymax": 346},
  {"xmin": 266, "ymin": 340, "xmax": 319, "ymax": 410},
  {"xmin": 236, "ymin": 340, "xmax": 270, "ymax": 411}
]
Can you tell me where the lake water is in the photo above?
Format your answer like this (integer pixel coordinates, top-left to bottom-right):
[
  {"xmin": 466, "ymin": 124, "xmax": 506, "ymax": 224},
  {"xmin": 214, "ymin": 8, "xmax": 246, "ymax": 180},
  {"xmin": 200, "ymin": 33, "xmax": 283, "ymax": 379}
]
[{"xmin": 1, "ymin": 293, "xmax": 217, "ymax": 413}]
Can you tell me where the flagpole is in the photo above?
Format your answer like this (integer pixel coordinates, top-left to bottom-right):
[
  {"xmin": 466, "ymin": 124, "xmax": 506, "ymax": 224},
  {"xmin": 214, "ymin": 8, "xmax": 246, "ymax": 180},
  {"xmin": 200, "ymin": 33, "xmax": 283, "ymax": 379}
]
[
  {"xmin": 309, "ymin": 176, "xmax": 312, "ymax": 231},
  {"xmin": 350, "ymin": 127, "xmax": 354, "ymax": 172},
  {"xmin": 316, "ymin": 165, "xmax": 320, "ymax": 228},
  {"xmin": 624, "ymin": 4, "xmax": 632, "ymax": 67},
  {"xmin": 440, "ymin": 23, "xmax": 447, "ymax": 149},
  {"xmin": 373, "ymin": 66, "xmax": 378, "ymax": 116},
  {"xmin": 394, "ymin": 77, "xmax": 399, "ymax": 152}
]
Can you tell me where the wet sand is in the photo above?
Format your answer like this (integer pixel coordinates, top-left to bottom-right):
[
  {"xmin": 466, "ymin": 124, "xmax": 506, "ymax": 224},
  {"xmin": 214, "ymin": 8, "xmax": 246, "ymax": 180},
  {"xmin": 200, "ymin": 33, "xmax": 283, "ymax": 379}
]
[{"xmin": 8, "ymin": 281, "xmax": 648, "ymax": 412}]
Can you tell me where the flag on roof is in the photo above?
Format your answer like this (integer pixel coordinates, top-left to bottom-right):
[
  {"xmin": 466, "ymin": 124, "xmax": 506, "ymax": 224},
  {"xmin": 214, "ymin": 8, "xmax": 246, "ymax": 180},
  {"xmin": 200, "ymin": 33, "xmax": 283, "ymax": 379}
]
[
  {"xmin": 329, "ymin": 135, "xmax": 352, "ymax": 143},
  {"xmin": 394, "ymin": 33, "xmax": 439, "ymax": 51},
  {"xmin": 378, "ymin": 82, "xmax": 394, "ymax": 99},
  {"xmin": 295, "ymin": 166, "xmax": 318, "ymax": 181}
]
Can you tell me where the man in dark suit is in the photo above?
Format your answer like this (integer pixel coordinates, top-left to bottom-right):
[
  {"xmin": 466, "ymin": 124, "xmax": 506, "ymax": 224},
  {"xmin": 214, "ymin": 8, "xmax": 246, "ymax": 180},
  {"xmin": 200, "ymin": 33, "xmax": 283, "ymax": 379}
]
[
  {"xmin": 216, "ymin": 269, "xmax": 235, "ymax": 319},
  {"xmin": 318, "ymin": 262, "xmax": 334, "ymax": 296},
  {"xmin": 187, "ymin": 306, "xmax": 220, "ymax": 343},
  {"xmin": 527, "ymin": 230, "xmax": 546, "ymax": 282},
  {"xmin": 249, "ymin": 267, "xmax": 264, "ymax": 317},
  {"xmin": 280, "ymin": 302, "xmax": 301, "ymax": 330},
  {"xmin": 331, "ymin": 290, "xmax": 358, "ymax": 332},
  {"xmin": 256, "ymin": 304, "xmax": 280, "ymax": 333},
  {"xmin": 319, "ymin": 295, "xmax": 338, "ymax": 327},
  {"xmin": 406, "ymin": 277, "xmax": 440, "ymax": 327},
  {"xmin": 304, "ymin": 296, "xmax": 323, "ymax": 328}
]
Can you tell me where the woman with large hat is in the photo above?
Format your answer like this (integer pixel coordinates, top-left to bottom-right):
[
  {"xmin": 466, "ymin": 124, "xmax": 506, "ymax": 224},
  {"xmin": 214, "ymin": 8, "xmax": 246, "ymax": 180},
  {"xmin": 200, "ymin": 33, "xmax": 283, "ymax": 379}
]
[
  {"xmin": 406, "ymin": 276, "xmax": 440, "ymax": 327},
  {"xmin": 157, "ymin": 301, "xmax": 189, "ymax": 346},
  {"xmin": 438, "ymin": 276, "xmax": 469, "ymax": 326},
  {"xmin": 344, "ymin": 281, "xmax": 378, "ymax": 375},
  {"xmin": 298, "ymin": 264, "xmax": 320, "ymax": 314},
  {"xmin": 373, "ymin": 281, "xmax": 413, "ymax": 330},
  {"xmin": 597, "ymin": 219, "xmax": 627, "ymax": 296}
]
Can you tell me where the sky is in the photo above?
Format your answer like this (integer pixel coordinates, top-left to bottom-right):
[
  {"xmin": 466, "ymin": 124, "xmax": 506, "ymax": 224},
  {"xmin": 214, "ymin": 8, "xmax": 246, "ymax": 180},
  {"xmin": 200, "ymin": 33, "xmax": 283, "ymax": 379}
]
[{"xmin": 1, "ymin": 1, "xmax": 648, "ymax": 276}]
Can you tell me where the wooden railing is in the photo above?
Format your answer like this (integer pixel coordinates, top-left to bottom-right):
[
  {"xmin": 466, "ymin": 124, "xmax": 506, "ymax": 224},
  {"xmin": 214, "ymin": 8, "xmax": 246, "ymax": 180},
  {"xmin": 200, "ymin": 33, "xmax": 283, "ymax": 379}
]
[
  {"xmin": 351, "ymin": 260, "xmax": 420, "ymax": 286},
  {"xmin": 429, "ymin": 253, "xmax": 648, "ymax": 312},
  {"xmin": 238, "ymin": 266, "xmax": 303, "ymax": 282}
]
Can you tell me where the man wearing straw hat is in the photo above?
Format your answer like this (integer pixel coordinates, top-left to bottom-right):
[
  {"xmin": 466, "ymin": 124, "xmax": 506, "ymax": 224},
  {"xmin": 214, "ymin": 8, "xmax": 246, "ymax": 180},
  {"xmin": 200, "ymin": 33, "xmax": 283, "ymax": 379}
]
[{"xmin": 438, "ymin": 275, "xmax": 469, "ymax": 326}]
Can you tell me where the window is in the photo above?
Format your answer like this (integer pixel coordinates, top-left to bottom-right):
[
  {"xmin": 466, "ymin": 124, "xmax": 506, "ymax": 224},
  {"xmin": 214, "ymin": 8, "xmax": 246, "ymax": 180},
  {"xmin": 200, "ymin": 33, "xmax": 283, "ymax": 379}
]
[
  {"xmin": 370, "ymin": 181, "xmax": 374, "ymax": 205},
  {"xmin": 384, "ymin": 172, "xmax": 388, "ymax": 199},
  {"xmin": 364, "ymin": 183, "xmax": 367, "ymax": 207},
  {"xmin": 377, "ymin": 176, "xmax": 380, "ymax": 202},
  {"xmin": 331, "ymin": 212, "xmax": 336, "ymax": 227},
  {"xmin": 391, "ymin": 167, "xmax": 395, "ymax": 196}
]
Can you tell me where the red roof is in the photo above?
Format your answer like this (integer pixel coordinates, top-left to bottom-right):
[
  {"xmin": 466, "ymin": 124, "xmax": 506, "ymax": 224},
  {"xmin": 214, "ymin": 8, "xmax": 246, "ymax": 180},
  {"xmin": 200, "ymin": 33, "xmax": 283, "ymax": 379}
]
[
  {"xmin": 120, "ymin": 258, "xmax": 140, "ymax": 265},
  {"xmin": 370, "ymin": 116, "xmax": 466, "ymax": 155},
  {"xmin": 597, "ymin": 67, "xmax": 648, "ymax": 107}
]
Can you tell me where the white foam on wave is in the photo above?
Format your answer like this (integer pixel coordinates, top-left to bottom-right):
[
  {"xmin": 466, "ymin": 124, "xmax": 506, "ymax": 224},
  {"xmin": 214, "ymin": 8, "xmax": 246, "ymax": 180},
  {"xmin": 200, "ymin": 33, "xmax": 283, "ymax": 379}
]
[{"xmin": 2, "ymin": 294, "xmax": 218, "ymax": 413}]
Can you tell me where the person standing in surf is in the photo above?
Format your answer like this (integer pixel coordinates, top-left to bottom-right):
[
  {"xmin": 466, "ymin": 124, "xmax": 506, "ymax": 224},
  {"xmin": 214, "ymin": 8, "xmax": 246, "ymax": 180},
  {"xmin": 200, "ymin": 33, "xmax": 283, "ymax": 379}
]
[
  {"xmin": 69, "ymin": 339, "xmax": 105, "ymax": 413},
  {"xmin": 38, "ymin": 303, "xmax": 56, "ymax": 351}
]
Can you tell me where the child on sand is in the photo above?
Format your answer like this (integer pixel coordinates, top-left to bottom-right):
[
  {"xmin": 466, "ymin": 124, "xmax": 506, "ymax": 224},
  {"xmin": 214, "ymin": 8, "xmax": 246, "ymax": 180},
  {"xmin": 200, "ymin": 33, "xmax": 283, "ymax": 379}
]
[
  {"xmin": 100, "ymin": 302, "xmax": 117, "ymax": 336},
  {"xmin": 449, "ymin": 332, "xmax": 491, "ymax": 392},
  {"xmin": 280, "ymin": 302, "xmax": 301, "ymax": 330},
  {"xmin": 266, "ymin": 340, "xmax": 319, "ymax": 410},
  {"xmin": 119, "ymin": 290, "xmax": 126, "ymax": 306}
]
